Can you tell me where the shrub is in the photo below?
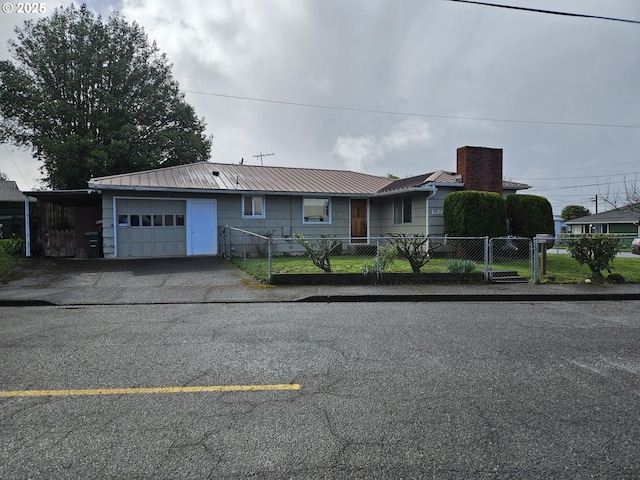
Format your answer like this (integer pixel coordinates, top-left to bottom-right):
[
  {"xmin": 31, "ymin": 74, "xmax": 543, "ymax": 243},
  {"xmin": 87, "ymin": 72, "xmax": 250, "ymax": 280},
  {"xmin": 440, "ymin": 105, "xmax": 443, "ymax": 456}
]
[
  {"xmin": 506, "ymin": 194, "xmax": 554, "ymax": 239},
  {"xmin": 0, "ymin": 238, "xmax": 26, "ymax": 256},
  {"xmin": 566, "ymin": 235, "xmax": 621, "ymax": 282},
  {"xmin": 387, "ymin": 233, "xmax": 432, "ymax": 274},
  {"xmin": 292, "ymin": 233, "xmax": 342, "ymax": 273},
  {"xmin": 444, "ymin": 191, "xmax": 507, "ymax": 238},
  {"xmin": 361, "ymin": 244, "xmax": 396, "ymax": 276},
  {"xmin": 445, "ymin": 259, "xmax": 477, "ymax": 273}
]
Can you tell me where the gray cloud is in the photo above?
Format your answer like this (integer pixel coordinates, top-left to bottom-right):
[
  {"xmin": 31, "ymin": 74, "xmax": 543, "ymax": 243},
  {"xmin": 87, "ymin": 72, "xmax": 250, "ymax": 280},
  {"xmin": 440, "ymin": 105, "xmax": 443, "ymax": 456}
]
[{"xmin": 1, "ymin": 0, "xmax": 638, "ymax": 214}]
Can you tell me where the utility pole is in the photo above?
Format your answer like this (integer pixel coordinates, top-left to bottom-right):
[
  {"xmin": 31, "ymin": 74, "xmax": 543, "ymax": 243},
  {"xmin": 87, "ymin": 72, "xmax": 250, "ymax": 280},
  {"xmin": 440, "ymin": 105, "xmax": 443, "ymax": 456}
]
[
  {"xmin": 252, "ymin": 152, "xmax": 274, "ymax": 165},
  {"xmin": 591, "ymin": 194, "xmax": 598, "ymax": 214}
]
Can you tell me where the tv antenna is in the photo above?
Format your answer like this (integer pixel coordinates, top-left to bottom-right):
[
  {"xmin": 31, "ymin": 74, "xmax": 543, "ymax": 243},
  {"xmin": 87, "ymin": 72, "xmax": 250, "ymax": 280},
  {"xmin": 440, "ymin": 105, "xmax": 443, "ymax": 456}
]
[{"xmin": 252, "ymin": 151, "xmax": 275, "ymax": 165}]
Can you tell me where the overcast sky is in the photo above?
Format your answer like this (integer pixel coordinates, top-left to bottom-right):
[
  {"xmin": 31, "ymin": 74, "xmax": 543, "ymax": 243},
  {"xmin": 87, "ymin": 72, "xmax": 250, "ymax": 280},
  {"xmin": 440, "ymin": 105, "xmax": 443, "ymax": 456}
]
[{"xmin": 1, "ymin": 0, "xmax": 638, "ymax": 214}]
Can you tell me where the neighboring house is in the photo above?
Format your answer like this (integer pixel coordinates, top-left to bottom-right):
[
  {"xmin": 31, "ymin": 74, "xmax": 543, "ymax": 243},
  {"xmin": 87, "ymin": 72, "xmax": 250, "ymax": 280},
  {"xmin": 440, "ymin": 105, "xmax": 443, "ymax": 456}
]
[
  {"xmin": 81, "ymin": 145, "xmax": 529, "ymax": 259},
  {"xmin": 565, "ymin": 205, "xmax": 640, "ymax": 235},
  {"xmin": 0, "ymin": 180, "xmax": 35, "ymax": 238},
  {"xmin": 554, "ymin": 215, "xmax": 568, "ymax": 235}
]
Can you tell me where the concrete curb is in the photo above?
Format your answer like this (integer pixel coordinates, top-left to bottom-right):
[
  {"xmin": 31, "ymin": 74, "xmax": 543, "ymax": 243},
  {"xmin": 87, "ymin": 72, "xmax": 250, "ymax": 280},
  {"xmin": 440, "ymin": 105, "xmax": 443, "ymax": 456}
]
[{"xmin": 3, "ymin": 292, "xmax": 640, "ymax": 307}]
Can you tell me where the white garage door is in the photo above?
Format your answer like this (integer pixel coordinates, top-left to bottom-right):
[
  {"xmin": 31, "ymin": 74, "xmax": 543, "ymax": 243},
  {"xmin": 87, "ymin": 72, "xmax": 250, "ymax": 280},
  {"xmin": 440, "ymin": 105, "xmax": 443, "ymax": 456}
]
[{"xmin": 116, "ymin": 199, "xmax": 187, "ymax": 257}]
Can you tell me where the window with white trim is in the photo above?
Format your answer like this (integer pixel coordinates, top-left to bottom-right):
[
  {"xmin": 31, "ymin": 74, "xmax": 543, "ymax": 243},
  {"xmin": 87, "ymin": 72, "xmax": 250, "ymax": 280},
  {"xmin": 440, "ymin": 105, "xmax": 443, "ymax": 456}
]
[
  {"xmin": 242, "ymin": 195, "xmax": 265, "ymax": 218},
  {"xmin": 393, "ymin": 196, "xmax": 412, "ymax": 224},
  {"xmin": 303, "ymin": 198, "xmax": 331, "ymax": 223}
]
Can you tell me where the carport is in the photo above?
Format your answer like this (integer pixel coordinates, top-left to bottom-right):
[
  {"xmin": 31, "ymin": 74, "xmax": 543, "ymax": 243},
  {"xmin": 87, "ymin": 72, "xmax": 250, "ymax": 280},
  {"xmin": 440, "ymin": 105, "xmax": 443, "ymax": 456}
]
[{"xmin": 25, "ymin": 189, "xmax": 102, "ymax": 258}]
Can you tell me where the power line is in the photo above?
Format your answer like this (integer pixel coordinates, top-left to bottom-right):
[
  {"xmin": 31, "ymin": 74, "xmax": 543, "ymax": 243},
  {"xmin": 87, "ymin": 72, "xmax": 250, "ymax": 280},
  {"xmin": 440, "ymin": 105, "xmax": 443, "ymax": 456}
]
[
  {"xmin": 444, "ymin": 0, "xmax": 640, "ymax": 24},
  {"xmin": 183, "ymin": 90, "xmax": 640, "ymax": 129},
  {"xmin": 531, "ymin": 178, "xmax": 634, "ymax": 191},
  {"xmin": 2, "ymin": 144, "xmax": 29, "ymax": 187},
  {"xmin": 518, "ymin": 171, "xmax": 639, "ymax": 181}
]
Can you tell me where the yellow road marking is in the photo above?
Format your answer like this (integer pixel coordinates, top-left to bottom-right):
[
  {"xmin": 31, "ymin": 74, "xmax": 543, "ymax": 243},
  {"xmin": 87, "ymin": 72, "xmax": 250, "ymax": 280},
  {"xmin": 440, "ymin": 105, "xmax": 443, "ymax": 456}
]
[{"xmin": 0, "ymin": 384, "xmax": 301, "ymax": 397}]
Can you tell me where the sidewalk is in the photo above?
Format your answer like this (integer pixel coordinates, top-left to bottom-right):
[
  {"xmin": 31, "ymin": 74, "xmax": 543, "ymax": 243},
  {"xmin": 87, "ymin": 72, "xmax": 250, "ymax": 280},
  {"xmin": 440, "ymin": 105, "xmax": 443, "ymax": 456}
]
[{"xmin": 1, "ymin": 257, "xmax": 639, "ymax": 306}]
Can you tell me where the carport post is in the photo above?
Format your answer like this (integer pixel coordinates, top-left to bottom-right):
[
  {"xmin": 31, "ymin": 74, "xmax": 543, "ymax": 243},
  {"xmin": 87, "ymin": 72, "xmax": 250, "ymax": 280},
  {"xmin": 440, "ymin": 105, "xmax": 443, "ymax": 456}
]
[{"xmin": 24, "ymin": 195, "xmax": 31, "ymax": 257}]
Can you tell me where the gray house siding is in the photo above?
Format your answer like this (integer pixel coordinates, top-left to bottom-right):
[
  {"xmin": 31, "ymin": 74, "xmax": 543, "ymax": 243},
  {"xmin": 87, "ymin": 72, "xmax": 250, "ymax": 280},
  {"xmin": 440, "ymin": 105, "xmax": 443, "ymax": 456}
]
[
  {"xmin": 218, "ymin": 194, "xmax": 350, "ymax": 236},
  {"xmin": 370, "ymin": 189, "xmax": 451, "ymax": 237},
  {"xmin": 100, "ymin": 190, "xmax": 357, "ymax": 258},
  {"xmin": 98, "ymin": 183, "xmax": 528, "ymax": 258}
]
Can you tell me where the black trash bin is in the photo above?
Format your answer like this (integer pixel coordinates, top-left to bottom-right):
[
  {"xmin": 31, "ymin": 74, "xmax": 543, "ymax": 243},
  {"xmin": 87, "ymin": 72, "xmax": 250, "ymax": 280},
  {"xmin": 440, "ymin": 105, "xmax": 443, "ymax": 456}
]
[{"xmin": 85, "ymin": 231, "xmax": 101, "ymax": 259}]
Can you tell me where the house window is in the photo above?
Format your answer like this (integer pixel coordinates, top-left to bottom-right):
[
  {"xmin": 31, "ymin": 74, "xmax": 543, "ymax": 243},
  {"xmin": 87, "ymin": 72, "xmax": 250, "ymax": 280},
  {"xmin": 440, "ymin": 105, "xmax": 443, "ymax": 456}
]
[
  {"xmin": 242, "ymin": 195, "xmax": 265, "ymax": 218},
  {"xmin": 394, "ymin": 196, "xmax": 412, "ymax": 224},
  {"xmin": 303, "ymin": 198, "xmax": 331, "ymax": 223}
]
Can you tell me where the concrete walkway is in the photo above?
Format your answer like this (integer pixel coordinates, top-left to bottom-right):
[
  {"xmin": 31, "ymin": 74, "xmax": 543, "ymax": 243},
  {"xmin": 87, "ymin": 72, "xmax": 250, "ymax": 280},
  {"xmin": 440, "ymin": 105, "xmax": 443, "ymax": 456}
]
[{"xmin": 1, "ymin": 256, "xmax": 639, "ymax": 306}]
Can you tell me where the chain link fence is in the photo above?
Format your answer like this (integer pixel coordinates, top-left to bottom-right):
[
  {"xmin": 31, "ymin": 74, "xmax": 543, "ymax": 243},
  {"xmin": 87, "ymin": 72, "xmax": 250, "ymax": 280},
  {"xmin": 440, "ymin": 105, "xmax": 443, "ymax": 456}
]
[
  {"xmin": 533, "ymin": 234, "xmax": 639, "ymax": 283},
  {"xmin": 222, "ymin": 227, "xmax": 640, "ymax": 284},
  {"xmin": 223, "ymin": 226, "xmax": 490, "ymax": 284}
]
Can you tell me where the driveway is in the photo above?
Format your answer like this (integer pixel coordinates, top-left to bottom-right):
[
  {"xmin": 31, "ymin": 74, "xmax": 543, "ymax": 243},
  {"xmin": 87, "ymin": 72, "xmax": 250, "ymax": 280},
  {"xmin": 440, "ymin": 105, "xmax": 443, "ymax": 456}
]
[{"xmin": 0, "ymin": 256, "xmax": 282, "ymax": 304}]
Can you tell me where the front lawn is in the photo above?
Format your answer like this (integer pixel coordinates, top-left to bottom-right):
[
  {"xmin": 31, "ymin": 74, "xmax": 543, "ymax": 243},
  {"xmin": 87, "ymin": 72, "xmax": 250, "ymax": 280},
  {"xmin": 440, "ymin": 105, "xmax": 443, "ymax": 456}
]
[
  {"xmin": 543, "ymin": 253, "xmax": 640, "ymax": 283},
  {"xmin": 232, "ymin": 255, "xmax": 530, "ymax": 283},
  {"xmin": 232, "ymin": 252, "xmax": 640, "ymax": 284}
]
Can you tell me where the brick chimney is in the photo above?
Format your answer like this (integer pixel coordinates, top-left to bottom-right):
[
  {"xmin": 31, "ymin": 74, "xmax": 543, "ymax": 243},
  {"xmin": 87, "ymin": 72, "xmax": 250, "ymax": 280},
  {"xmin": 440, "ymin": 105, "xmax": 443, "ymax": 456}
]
[{"xmin": 456, "ymin": 146, "xmax": 503, "ymax": 194}]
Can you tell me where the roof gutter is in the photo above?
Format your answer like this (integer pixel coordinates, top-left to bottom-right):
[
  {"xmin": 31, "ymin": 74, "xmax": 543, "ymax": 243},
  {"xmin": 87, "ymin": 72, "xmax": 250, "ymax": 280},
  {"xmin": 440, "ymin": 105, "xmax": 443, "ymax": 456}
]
[
  {"xmin": 373, "ymin": 184, "xmax": 439, "ymax": 197},
  {"xmin": 425, "ymin": 186, "xmax": 438, "ymax": 236},
  {"xmin": 86, "ymin": 183, "xmax": 380, "ymax": 198}
]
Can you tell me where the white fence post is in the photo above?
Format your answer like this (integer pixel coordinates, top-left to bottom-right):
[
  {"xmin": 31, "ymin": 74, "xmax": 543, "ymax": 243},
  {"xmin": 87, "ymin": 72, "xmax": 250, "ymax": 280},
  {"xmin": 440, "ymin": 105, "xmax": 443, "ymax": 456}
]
[{"xmin": 484, "ymin": 236, "xmax": 490, "ymax": 281}]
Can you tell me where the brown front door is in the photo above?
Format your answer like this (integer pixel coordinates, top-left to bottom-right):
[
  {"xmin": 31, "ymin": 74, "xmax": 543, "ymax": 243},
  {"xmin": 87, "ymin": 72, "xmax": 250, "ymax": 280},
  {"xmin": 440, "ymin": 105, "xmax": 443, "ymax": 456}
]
[{"xmin": 350, "ymin": 199, "xmax": 368, "ymax": 243}]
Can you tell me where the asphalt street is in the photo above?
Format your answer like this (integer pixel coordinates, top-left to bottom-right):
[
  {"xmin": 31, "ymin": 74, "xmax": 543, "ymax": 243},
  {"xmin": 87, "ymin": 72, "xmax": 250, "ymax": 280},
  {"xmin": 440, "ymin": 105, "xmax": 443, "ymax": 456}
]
[{"xmin": 1, "ymin": 300, "xmax": 639, "ymax": 478}]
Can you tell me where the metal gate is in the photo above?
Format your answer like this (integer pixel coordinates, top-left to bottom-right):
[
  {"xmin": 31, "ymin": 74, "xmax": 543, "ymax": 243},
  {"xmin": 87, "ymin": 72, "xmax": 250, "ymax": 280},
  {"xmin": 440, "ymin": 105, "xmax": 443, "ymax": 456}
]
[{"xmin": 488, "ymin": 236, "xmax": 533, "ymax": 283}]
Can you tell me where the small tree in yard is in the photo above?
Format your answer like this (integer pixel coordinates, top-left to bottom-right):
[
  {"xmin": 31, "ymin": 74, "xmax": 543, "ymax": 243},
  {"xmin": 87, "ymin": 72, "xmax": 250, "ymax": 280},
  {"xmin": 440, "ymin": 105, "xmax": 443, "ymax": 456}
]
[
  {"xmin": 388, "ymin": 233, "xmax": 438, "ymax": 274},
  {"xmin": 293, "ymin": 234, "xmax": 341, "ymax": 273},
  {"xmin": 566, "ymin": 235, "xmax": 621, "ymax": 282}
]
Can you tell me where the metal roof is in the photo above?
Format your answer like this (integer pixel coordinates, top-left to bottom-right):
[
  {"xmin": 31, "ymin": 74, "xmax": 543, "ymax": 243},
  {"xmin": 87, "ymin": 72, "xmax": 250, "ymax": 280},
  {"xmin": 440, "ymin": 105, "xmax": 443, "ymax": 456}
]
[
  {"xmin": 88, "ymin": 161, "xmax": 530, "ymax": 196},
  {"xmin": 379, "ymin": 170, "xmax": 462, "ymax": 193},
  {"xmin": 89, "ymin": 162, "xmax": 394, "ymax": 195}
]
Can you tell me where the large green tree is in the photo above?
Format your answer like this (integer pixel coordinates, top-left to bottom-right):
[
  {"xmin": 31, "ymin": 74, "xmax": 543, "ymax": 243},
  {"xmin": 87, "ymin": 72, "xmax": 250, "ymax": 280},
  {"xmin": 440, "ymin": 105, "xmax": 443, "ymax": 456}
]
[
  {"xmin": 561, "ymin": 204, "xmax": 591, "ymax": 222},
  {"xmin": 0, "ymin": 4, "xmax": 212, "ymax": 189}
]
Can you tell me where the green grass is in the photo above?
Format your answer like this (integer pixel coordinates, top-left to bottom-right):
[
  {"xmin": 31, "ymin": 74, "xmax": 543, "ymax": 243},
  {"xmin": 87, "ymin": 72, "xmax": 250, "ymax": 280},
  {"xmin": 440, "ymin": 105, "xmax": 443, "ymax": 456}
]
[
  {"xmin": 0, "ymin": 252, "xmax": 19, "ymax": 280},
  {"xmin": 234, "ymin": 255, "xmax": 489, "ymax": 282},
  {"xmin": 233, "ymin": 252, "xmax": 640, "ymax": 284},
  {"xmin": 543, "ymin": 253, "xmax": 640, "ymax": 283}
]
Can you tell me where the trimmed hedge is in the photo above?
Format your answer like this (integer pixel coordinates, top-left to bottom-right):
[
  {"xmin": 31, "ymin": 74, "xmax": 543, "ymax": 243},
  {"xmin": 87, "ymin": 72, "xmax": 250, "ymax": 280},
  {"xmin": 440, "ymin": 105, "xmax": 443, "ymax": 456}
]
[
  {"xmin": 506, "ymin": 194, "xmax": 554, "ymax": 239},
  {"xmin": 444, "ymin": 190, "xmax": 507, "ymax": 238}
]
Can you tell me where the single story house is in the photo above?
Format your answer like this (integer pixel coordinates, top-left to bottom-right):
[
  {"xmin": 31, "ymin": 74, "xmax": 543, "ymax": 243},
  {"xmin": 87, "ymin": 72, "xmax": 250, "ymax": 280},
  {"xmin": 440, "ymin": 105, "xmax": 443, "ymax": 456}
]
[
  {"xmin": 565, "ymin": 204, "xmax": 640, "ymax": 235},
  {"xmin": 72, "ymin": 145, "xmax": 529, "ymax": 259},
  {"xmin": 554, "ymin": 215, "xmax": 569, "ymax": 236}
]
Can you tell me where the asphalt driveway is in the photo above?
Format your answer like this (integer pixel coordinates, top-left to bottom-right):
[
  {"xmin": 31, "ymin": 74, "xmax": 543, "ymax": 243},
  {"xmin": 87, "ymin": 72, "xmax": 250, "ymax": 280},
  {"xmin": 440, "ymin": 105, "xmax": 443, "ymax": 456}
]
[{"xmin": 0, "ymin": 256, "xmax": 281, "ymax": 305}]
